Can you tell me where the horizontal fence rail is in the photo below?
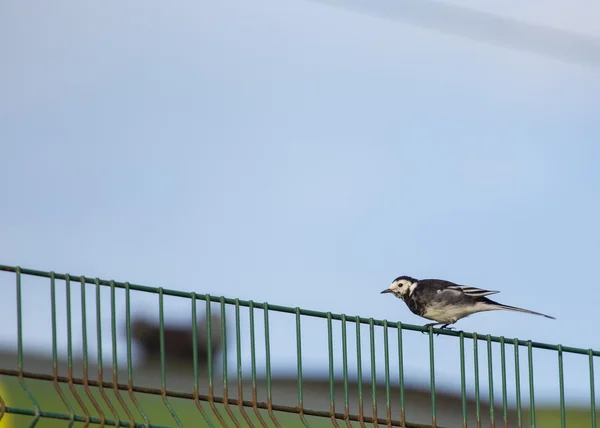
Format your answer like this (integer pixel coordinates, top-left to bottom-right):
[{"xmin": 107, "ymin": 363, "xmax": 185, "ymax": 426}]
[{"xmin": 0, "ymin": 264, "xmax": 598, "ymax": 428}]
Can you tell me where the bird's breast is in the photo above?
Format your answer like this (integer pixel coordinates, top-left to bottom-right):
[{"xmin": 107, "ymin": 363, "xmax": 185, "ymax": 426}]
[{"xmin": 404, "ymin": 296, "xmax": 426, "ymax": 316}]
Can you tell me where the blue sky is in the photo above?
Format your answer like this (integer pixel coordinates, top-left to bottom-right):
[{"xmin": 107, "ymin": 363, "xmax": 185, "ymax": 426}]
[{"xmin": 1, "ymin": 0, "xmax": 599, "ymax": 408}]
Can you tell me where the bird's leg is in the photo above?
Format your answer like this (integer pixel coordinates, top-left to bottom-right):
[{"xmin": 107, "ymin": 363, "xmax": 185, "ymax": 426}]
[{"xmin": 422, "ymin": 322, "xmax": 455, "ymax": 335}]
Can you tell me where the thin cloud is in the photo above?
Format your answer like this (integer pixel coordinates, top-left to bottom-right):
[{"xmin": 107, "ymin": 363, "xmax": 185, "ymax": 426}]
[{"xmin": 308, "ymin": 0, "xmax": 600, "ymax": 68}]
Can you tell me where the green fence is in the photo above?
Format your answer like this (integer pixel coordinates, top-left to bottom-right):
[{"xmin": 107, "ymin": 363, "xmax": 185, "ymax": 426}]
[{"xmin": 0, "ymin": 265, "xmax": 597, "ymax": 428}]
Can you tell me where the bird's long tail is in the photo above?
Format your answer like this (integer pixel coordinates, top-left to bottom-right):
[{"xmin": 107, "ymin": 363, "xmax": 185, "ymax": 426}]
[{"xmin": 493, "ymin": 303, "xmax": 556, "ymax": 320}]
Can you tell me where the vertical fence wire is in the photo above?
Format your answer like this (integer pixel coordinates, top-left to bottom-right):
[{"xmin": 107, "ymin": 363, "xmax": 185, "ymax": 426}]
[
  {"xmin": 80, "ymin": 277, "xmax": 105, "ymax": 426},
  {"xmin": 249, "ymin": 301, "xmax": 268, "ymax": 428},
  {"xmin": 528, "ymin": 341, "xmax": 536, "ymax": 428},
  {"xmin": 220, "ymin": 297, "xmax": 240, "ymax": 427},
  {"xmin": 125, "ymin": 282, "xmax": 149, "ymax": 427},
  {"xmin": 295, "ymin": 308, "xmax": 309, "ymax": 427},
  {"xmin": 206, "ymin": 295, "xmax": 227, "ymax": 426},
  {"xmin": 428, "ymin": 329, "xmax": 436, "ymax": 428},
  {"xmin": 383, "ymin": 320, "xmax": 391, "ymax": 426},
  {"xmin": 190, "ymin": 293, "xmax": 214, "ymax": 427},
  {"xmin": 95, "ymin": 279, "xmax": 120, "ymax": 426},
  {"xmin": 590, "ymin": 349, "xmax": 597, "ymax": 428},
  {"xmin": 500, "ymin": 337, "xmax": 508, "ymax": 428},
  {"xmin": 513, "ymin": 338, "xmax": 522, "ymax": 428},
  {"xmin": 50, "ymin": 272, "xmax": 75, "ymax": 426},
  {"xmin": 110, "ymin": 281, "xmax": 135, "ymax": 427},
  {"xmin": 473, "ymin": 333, "xmax": 481, "ymax": 428},
  {"xmin": 557, "ymin": 345, "xmax": 566, "ymax": 428},
  {"xmin": 341, "ymin": 314, "xmax": 352, "ymax": 428},
  {"xmin": 459, "ymin": 332, "xmax": 467, "ymax": 428},
  {"xmin": 66, "ymin": 274, "xmax": 90, "ymax": 426},
  {"xmin": 327, "ymin": 313, "xmax": 340, "ymax": 427},
  {"xmin": 235, "ymin": 299, "xmax": 253, "ymax": 427},
  {"xmin": 158, "ymin": 288, "xmax": 183, "ymax": 427},
  {"xmin": 397, "ymin": 324, "xmax": 406, "ymax": 428},
  {"xmin": 356, "ymin": 316, "xmax": 365, "ymax": 427},
  {"xmin": 263, "ymin": 303, "xmax": 280, "ymax": 427},
  {"xmin": 369, "ymin": 318, "xmax": 378, "ymax": 428},
  {"xmin": 486, "ymin": 335, "xmax": 495, "ymax": 428},
  {"xmin": 16, "ymin": 268, "xmax": 42, "ymax": 427}
]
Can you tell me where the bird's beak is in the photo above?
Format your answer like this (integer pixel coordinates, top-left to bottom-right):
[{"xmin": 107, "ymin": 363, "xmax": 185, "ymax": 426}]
[{"xmin": 380, "ymin": 288, "xmax": 392, "ymax": 294}]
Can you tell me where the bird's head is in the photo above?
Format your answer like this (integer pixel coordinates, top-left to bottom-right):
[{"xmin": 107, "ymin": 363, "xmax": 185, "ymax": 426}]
[{"xmin": 381, "ymin": 275, "xmax": 418, "ymax": 299}]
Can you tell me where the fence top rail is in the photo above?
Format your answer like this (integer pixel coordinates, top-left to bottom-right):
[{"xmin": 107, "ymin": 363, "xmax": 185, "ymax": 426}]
[{"xmin": 2, "ymin": 264, "xmax": 597, "ymax": 357}]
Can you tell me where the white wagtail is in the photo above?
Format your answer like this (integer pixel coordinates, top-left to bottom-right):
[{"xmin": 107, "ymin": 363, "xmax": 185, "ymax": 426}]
[{"xmin": 381, "ymin": 275, "xmax": 555, "ymax": 330}]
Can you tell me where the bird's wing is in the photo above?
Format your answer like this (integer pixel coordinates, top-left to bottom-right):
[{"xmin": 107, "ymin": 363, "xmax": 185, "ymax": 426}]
[
  {"xmin": 419, "ymin": 279, "xmax": 500, "ymax": 298},
  {"xmin": 445, "ymin": 284, "xmax": 500, "ymax": 297}
]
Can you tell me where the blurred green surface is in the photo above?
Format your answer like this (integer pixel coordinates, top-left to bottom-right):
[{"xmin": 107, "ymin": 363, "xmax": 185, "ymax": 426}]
[
  {"xmin": 0, "ymin": 375, "xmax": 374, "ymax": 427},
  {"xmin": 0, "ymin": 376, "xmax": 596, "ymax": 427}
]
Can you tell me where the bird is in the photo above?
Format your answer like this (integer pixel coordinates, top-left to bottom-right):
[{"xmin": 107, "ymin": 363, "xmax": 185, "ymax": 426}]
[{"xmin": 381, "ymin": 275, "xmax": 555, "ymax": 330}]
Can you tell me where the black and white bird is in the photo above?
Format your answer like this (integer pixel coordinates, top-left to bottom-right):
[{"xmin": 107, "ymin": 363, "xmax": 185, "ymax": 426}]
[{"xmin": 381, "ymin": 276, "xmax": 555, "ymax": 330}]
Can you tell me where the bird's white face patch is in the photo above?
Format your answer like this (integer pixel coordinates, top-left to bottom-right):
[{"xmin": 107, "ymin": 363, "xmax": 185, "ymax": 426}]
[
  {"xmin": 387, "ymin": 278, "xmax": 417, "ymax": 298},
  {"xmin": 408, "ymin": 281, "xmax": 418, "ymax": 295}
]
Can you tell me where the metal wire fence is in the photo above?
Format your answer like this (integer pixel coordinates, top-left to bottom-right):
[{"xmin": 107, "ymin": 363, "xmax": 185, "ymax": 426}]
[{"xmin": 0, "ymin": 264, "xmax": 597, "ymax": 427}]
